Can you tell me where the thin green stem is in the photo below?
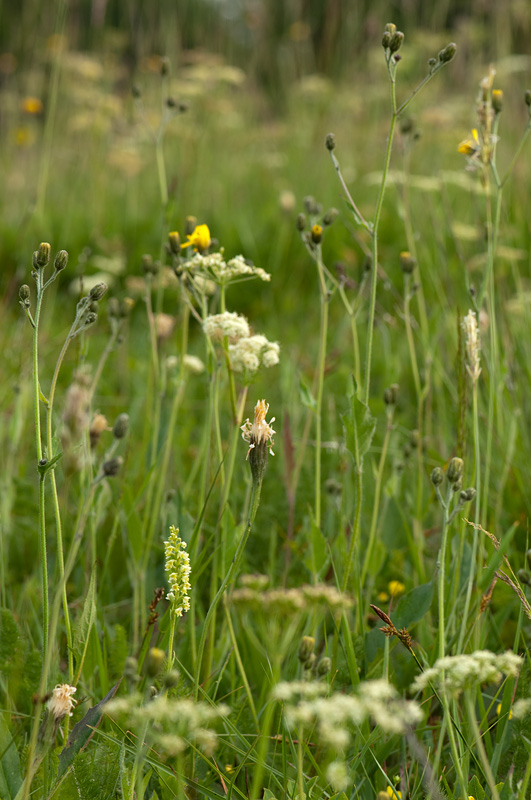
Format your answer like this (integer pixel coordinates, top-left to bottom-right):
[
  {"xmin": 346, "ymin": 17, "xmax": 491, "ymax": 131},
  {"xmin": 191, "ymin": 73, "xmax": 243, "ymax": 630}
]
[
  {"xmin": 465, "ymin": 693, "xmax": 500, "ymax": 800},
  {"xmin": 438, "ymin": 485, "xmax": 453, "ymax": 659},
  {"xmin": 360, "ymin": 411, "xmax": 393, "ymax": 587},
  {"xmin": 314, "ymin": 248, "xmax": 329, "ymax": 529}
]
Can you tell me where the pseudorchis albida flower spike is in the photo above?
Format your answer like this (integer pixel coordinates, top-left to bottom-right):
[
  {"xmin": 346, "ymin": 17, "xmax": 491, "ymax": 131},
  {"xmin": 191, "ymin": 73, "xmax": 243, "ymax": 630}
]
[{"xmin": 241, "ymin": 400, "xmax": 276, "ymax": 486}]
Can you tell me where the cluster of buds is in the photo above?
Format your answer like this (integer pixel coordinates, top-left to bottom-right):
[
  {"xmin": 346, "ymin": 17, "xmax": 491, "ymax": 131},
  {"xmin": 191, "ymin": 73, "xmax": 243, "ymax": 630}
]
[
  {"xmin": 297, "ymin": 635, "xmax": 331, "ymax": 680},
  {"xmin": 381, "ymin": 23, "xmax": 404, "ymax": 60},
  {"xmin": 431, "ymin": 457, "xmax": 476, "ymax": 518},
  {"xmin": 297, "ymin": 195, "xmax": 339, "ymax": 250}
]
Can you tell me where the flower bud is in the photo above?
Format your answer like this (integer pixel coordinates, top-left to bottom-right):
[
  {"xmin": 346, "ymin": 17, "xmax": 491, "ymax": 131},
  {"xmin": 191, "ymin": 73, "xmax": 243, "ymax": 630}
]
[
  {"xmin": 517, "ymin": 569, "xmax": 531, "ymax": 586},
  {"xmin": 438, "ymin": 42, "xmax": 457, "ymax": 64},
  {"xmin": 54, "ymin": 249, "xmax": 68, "ymax": 272},
  {"xmin": 428, "ymin": 57, "xmax": 437, "ymax": 69},
  {"xmin": 168, "ymin": 232, "xmax": 181, "ymax": 256},
  {"xmin": 400, "ymin": 251, "xmax": 417, "ymax": 274},
  {"xmin": 146, "ymin": 647, "xmax": 166, "ymax": 677},
  {"xmin": 84, "ymin": 312, "xmax": 97, "ymax": 326},
  {"xmin": 431, "ymin": 467, "xmax": 444, "ymax": 486},
  {"xmin": 322, "ymin": 208, "xmax": 339, "ymax": 227},
  {"xmin": 103, "ymin": 456, "xmax": 123, "ymax": 477},
  {"xmin": 447, "ymin": 457, "xmax": 464, "ymax": 485},
  {"xmin": 35, "ymin": 242, "xmax": 51, "ymax": 268},
  {"xmin": 384, "ymin": 23, "xmax": 397, "ymax": 35},
  {"xmin": 163, "ymin": 669, "xmax": 181, "ymax": 689},
  {"xmin": 296, "ymin": 213, "xmax": 307, "ymax": 232},
  {"xmin": 383, "ymin": 384, "xmax": 399, "ymax": 406},
  {"xmin": 298, "ymin": 636, "xmax": 315, "ymax": 663},
  {"xmin": 303, "ymin": 195, "xmax": 318, "ymax": 215},
  {"xmin": 19, "ymin": 284, "xmax": 31, "ymax": 303},
  {"xmin": 316, "ymin": 657, "xmax": 331, "ymax": 677},
  {"xmin": 113, "ymin": 413, "xmax": 129, "ymax": 440},
  {"xmin": 382, "ymin": 31, "xmax": 392, "ymax": 48},
  {"xmin": 492, "ymin": 89, "xmax": 503, "ymax": 113},
  {"xmin": 389, "ymin": 31, "xmax": 404, "ymax": 54},
  {"xmin": 525, "ymin": 89, "xmax": 531, "ymax": 107},
  {"xmin": 131, "ymin": 85, "xmax": 141, "ymax": 99},
  {"xmin": 89, "ymin": 282, "xmax": 108, "ymax": 301},
  {"xmin": 185, "ymin": 216, "xmax": 197, "ymax": 236},
  {"xmin": 325, "ymin": 132, "xmax": 336, "ymax": 151},
  {"xmin": 460, "ymin": 487, "xmax": 476, "ymax": 503},
  {"xmin": 311, "ymin": 224, "xmax": 323, "ymax": 244},
  {"xmin": 142, "ymin": 253, "xmax": 158, "ymax": 274}
]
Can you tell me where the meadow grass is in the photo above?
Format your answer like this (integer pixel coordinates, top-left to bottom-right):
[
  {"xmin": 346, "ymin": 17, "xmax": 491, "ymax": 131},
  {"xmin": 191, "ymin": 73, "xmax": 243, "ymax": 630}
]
[{"xmin": 2, "ymin": 12, "xmax": 531, "ymax": 800}]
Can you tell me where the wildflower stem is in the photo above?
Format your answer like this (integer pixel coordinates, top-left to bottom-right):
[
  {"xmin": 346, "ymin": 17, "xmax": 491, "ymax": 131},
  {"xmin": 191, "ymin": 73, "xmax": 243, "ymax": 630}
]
[
  {"xmin": 314, "ymin": 246, "xmax": 329, "ymax": 530},
  {"xmin": 195, "ymin": 477, "xmax": 262, "ymax": 699},
  {"xmin": 223, "ymin": 596, "xmax": 258, "ymax": 725},
  {"xmin": 364, "ymin": 77, "xmax": 397, "ymax": 405},
  {"xmin": 464, "ymin": 693, "xmax": 500, "ymax": 800},
  {"xmin": 360, "ymin": 409, "xmax": 393, "ymax": 587},
  {"xmin": 437, "ymin": 485, "xmax": 453, "ymax": 659}
]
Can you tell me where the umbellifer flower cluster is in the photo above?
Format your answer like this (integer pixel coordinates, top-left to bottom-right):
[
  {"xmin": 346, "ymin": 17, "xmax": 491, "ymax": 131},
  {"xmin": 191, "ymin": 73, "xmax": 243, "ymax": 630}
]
[
  {"xmin": 231, "ymin": 582, "xmax": 353, "ymax": 615},
  {"xmin": 184, "ymin": 251, "xmax": 271, "ymax": 285},
  {"xmin": 229, "ymin": 334, "xmax": 280, "ymax": 373},
  {"xmin": 412, "ymin": 650, "xmax": 522, "ymax": 698},
  {"xmin": 164, "ymin": 525, "xmax": 191, "ymax": 617},
  {"xmin": 203, "ymin": 311, "xmax": 250, "ymax": 342},
  {"xmin": 273, "ymin": 678, "xmax": 422, "ymax": 790}
]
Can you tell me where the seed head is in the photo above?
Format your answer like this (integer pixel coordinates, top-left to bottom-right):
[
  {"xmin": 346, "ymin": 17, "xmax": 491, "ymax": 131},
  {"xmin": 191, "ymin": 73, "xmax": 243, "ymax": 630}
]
[
  {"xmin": 47, "ymin": 684, "xmax": 77, "ymax": 721},
  {"xmin": 241, "ymin": 399, "xmax": 276, "ymax": 486}
]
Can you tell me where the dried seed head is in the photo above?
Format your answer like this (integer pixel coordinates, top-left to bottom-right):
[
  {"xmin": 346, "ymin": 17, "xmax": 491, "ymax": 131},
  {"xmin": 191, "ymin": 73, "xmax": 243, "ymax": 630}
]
[{"xmin": 241, "ymin": 400, "xmax": 276, "ymax": 486}]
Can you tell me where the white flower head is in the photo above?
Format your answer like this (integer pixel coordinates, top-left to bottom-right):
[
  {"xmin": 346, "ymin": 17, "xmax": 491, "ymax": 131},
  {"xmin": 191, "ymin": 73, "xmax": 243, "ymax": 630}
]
[
  {"xmin": 203, "ymin": 312, "xmax": 250, "ymax": 342},
  {"xmin": 47, "ymin": 684, "xmax": 77, "ymax": 720}
]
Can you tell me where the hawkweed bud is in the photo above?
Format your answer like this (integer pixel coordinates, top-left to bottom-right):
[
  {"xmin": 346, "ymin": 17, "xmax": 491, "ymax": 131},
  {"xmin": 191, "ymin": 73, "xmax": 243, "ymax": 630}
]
[
  {"xmin": 438, "ymin": 42, "xmax": 457, "ymax": 64},
  {"xmin": 447, "ymin": 457, "xmax": 464, "ymax": 485},
  {"xmin": 146, "ymin": 647, "xmax": 166, "ymax": 677},
  {"xmin": 298, "ymin": 636, "xmax": 315, "ymax": 663},
  {"xmin": 460, "ymin": 487, "xmax": 476, "ymax": 503},
  {"xmin": 428, "ymin": 57, "xmax": 437, "ymax": 69},
  {"xmin": 19, "ymin": 284, "xmax": 31, "ymax": 304},
  {"xmin": 88, "ymin": 300, "xmax": 99, "ymax": 314},
  {"xmin": 382, "ymin": 31, "xmax": 392, "ymax": 48},
  {"xmin": 168, "ymin": 232, "xmax": 181, "ymax": 255},
  {"xmin": 296, "ymin": 212, "xmax": 307, "ymax": 232},
  {"xmin": 185, "ymin": 216, "xmax": 197, "ymax": 236},
  {"xmin": 311, "ymin": 224, "xmax": 323, "ymax": 244},
  {"xmin": 389, "ymin": 31, "xmax": 404, "ymax": 53},
  {"xmin": 84, "ymin": 312, "xmax": 97, "ymax": 326},
  {"xmin": 325, "ymin": 132, "xmax": 336, "ymax": 151},
  {"xmin": 103, "ymin": 456, "xmax": 123, "ymax": 477},
  {"xmin": 492, "ymin": 89, "xmax": 503, "ymax": 113},
  {"xmin": 525, "ymin": 89, "xmax": 531, "ymax": 107},
  {"xmin": 54, "ymin": 249, "xmax": 68, "ymax": 271},
  {"xmin": 400, "ymin": 251, "xmax": 417, "ymax": 274},
  {"xmin": 431, "ymin": 467, "xmax": 444, "ymax": 486},
  {"xmin": 89, "ymin": 282, "xmax": 107, "ymax": 301},
  {"xmin": 384, "ymin": 23, "xmax": 397, "ymax": 35},
  {"xmin": 113, "ymin": 413, "xmax": 129, "ymax": 440},
  {"xmin": 36, "ymin": 242, "xmax": 51, "ymax": 268},
  {"xmin": 142, "ymin": 253, "xmax": 157, "ymax": 274},
  {"xmin": 163, "ymin": 669, "xmax": 180, "ymax": 689},
  {"xmin": 316, "ymin": 657, "xmax": 331, "ymax": 677},
  {"xmin": 322, "ymin": 208, "xmax": 339, "ymax": 227},
  {"xmin": 383, "ymin": 384, "xmax": 399, "ymax": 406},
  {"xmin": 303, "ymin": 196, "xmax": 320, "ymax": 215}
]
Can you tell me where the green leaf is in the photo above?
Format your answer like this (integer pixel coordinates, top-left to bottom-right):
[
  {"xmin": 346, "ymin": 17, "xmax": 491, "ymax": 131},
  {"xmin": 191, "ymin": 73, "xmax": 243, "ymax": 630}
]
[
  {"xmin": 341, "ymin": 383, "xmax": 376, "ymax": 471},
  {"xmin": 467, "ymin": 774, "xmax": 485, "ymax": 800},
  {"xmin": 303, "ymin": 521, "xmax": 329, "ymax": 579},
  {"xmin": 72, "ymin": 567, "xmax": 97, "ymax": 675},
  {"xmin": 393, "ymin": 580, "xmax": 434, "ymax": 629},
  {"xmin": 0, "ymin": 715, "xmax": 22, "ymax": 799},
  {"xmin": 58, "ymin": 680, "xmax": 121, "ymax": 776},
  {"xmin": 298, "ymin": 374, "xmax": 317, "ymax": 412}
]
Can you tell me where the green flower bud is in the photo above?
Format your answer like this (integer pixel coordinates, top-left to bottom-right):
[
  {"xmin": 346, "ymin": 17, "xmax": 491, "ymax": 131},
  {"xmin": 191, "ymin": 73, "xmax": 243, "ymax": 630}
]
[
  {"xmin": 383, "ymin": 384, "xmax": 399, "ymax": 406},
  {"xmin": 460, "ymin": 487, "xmax": 476, "ymax": 503},
  {"xmin": 168, "ymin": 232, "xmax": 181, "ymax": 256},
  {"xmin": 322, "ymin": 208, "xmax": 339, "ymax": 227},
  {"xmin": 400, "ymin": 251, "xmax": 417, "ymax": 274},
  {"xmin": 54, "ymin": 249, "xmax": 68, "ymax": 272},
  {"xmin": 89, "ymin": 282, "xmax": 108, "ymax": 301},
  {"xmin": 113, "ymin": 413, "xmax": 129, "ymax": 440},
  {"xmin": 428, "ymin": 57, "xmax": 437, "ymax": 69},
  {"xmin": 389, "ymin": 31, "xmax": 404, "ymax": 54},
  {"xmin": 517, "ymin": 569, "xmax": 531, "ymax": 586},
  {"xmin": 447, "ymin": 457, "xmax": 464, "ymax": 485},
  {"xmin": 492, "ymin": 89, "xmax": 503, "ymax": 114},
  {"xmin": 185, "ymin": 216, "xmax": 197, "ymax": 236},
  {"xmin": 103, "ymin": 456, "xmax": 123, "ymax": 477},
  {"xmin": 298, "ymin": 636, "xmax": 315, "ymax": 663},
  {"xmin": 146, "ymin": 647, "xmax": 166, "ymax": 677},
  {"xmin": 296, "ymin": 212, "xmax": 307, "ymax": 232},
  {"xmin": 84, "ymin": 312, "xmax": 97, "ymax": 326},
  {"xmin": 19, "ymin": 284, "xmax": 31, "ymax": 303},
  {"xmin": 317, "ymin": 656, "xmax": 331, "ymax": 677},
  {"xmin": 431, "ymin": 467, "xmax": 444, "ymax": 486},
  {"xmin": 525, "ymin": 89, "xmax": 531, "ymax": 107},
  {"xmin": 438, "ymin": 42, "xmax": 457, "ymax": 64},
  {"xmin": 35, "ymin": 242, "xmax": 51, "ymax": 268},
  {"xmin": 382, "ymin": 31, "xmax": 392, "ymax": 48},
  {"xmin": 325, "ymin": 132, "xmax": 336, "ymax": 151}
]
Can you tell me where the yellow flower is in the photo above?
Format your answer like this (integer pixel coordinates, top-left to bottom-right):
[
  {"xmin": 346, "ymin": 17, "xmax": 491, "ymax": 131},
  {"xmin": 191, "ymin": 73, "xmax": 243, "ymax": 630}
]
[
  {"xmin": 496, "ymin": 702, "xmax": 513, "ymax": 719},
  {"xmin": 388, "ymin": 580, "xmax": 405, "ymax": 596},
  {"xmin": 458, "ymin": 128, "xmax": 480, "ymax": 156},
  {"xmin": 377, "ymin": 591, "xmax": 389, "ymax": 603},
  {"xmin": 21, "ymin": 96, "xmax": 43, "ymax": 114},
  {"xmin": 181, "ymin": 224, "xmax": 211, "ymax": 252},
  {"xmin": 386, "ymin": 787, "xmax": 402, "ymax": 800}
]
